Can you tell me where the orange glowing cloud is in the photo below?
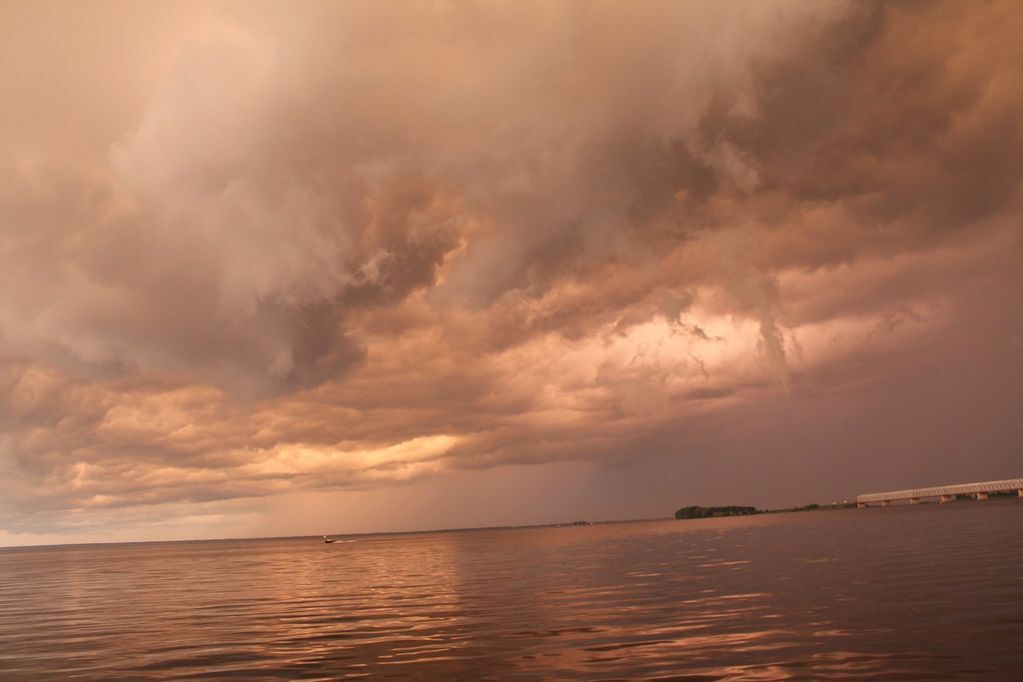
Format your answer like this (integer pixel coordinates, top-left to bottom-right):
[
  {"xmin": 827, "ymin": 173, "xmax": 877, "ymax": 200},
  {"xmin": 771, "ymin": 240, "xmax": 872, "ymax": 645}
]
[{"xmin": 1, "ymin": 0, "xmax": 1021, "ymax": 541}]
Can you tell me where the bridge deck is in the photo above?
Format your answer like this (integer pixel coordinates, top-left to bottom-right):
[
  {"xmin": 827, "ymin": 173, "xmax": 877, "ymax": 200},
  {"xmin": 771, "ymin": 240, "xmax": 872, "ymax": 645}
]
[{"xmin": 857, "ymin": 478, "xmax": 1023, "ymax": 504}]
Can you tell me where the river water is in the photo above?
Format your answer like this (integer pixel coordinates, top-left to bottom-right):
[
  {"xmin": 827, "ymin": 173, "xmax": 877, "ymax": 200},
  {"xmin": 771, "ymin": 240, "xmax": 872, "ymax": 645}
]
[{"xmin": 1, "ymin": 501, "xmax": 1021, "ymax": 680}]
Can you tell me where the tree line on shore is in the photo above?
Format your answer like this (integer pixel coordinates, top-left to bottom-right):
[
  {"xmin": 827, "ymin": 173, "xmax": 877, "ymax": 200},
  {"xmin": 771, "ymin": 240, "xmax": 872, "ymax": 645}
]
[
  {"xmin": 674, "ymin": 505, "xmax": 758, "ymax": 519},
  {"xmin": 674, "ymin": 502, "xmax": 857, "ymax": 519}
]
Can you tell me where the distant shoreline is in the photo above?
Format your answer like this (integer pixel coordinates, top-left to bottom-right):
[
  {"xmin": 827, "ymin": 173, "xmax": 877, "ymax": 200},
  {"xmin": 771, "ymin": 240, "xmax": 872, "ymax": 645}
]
[
  {"xmin": 676, "ymin": 493, "xmax": 1022, "ymax": 520},
  {"xmin": 674, "ymin": 502, "xmax": 854, "ymax": 520},
  {"xmin": 5, "ymin": 497, "xmax": 1019, "ymax": 549}
]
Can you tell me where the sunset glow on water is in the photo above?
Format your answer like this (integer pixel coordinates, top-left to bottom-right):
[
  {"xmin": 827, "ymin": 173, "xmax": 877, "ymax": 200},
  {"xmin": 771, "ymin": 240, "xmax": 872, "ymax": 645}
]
[{"xmin": 2, "ymin": 503, "xmax": 1022, "ymax": 679}]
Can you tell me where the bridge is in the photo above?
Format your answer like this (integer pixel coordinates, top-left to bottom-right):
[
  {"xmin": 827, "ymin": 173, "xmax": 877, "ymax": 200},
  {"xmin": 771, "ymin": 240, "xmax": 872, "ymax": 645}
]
[{"xmin": 857, "ymin": 478, "xmax": 1023, "ymax": 508}]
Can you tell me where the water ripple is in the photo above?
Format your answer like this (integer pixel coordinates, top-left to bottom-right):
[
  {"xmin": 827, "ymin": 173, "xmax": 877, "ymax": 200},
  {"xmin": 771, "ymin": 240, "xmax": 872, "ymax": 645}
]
[{"xmin": 1, "ymin": 503, "xmax": 1022, "ymax": 679}]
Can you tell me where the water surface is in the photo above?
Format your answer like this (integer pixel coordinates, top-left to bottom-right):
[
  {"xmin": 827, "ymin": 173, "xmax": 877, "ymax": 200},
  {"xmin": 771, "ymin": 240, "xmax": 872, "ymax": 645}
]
[{"xmin": 1, "ymin": 501, "xmax": 1021, "ymax": 680}]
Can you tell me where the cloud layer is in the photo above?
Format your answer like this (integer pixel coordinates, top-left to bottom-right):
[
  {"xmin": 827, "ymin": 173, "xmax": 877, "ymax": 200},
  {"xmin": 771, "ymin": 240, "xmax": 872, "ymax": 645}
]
[{"xmin": 1, "ymin": 0, "xmax": 1021, "ymax": 540}]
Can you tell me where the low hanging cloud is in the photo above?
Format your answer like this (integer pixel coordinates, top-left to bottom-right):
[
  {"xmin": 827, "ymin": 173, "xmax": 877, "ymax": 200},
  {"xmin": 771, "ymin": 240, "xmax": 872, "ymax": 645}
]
[{"xmin": 1, "ymin": 0, "xmax": 1021, "ymax": 536}]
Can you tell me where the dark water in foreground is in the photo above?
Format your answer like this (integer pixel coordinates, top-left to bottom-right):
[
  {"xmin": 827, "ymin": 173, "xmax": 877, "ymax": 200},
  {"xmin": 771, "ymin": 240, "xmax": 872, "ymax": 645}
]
[{"xmin": 1, "ymin": 502, "xmax": 1021, "ymax": 680}]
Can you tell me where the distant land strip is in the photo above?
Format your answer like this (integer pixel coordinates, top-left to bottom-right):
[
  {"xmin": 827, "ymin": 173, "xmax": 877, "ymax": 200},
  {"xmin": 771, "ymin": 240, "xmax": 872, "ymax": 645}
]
[
  {"xmin": 677, "ymin": 481, "xmax": 1023, "ymax": 520},
  {"xmin": 673, "ymin": 503, "xmax": 849, "ymax": 520}
]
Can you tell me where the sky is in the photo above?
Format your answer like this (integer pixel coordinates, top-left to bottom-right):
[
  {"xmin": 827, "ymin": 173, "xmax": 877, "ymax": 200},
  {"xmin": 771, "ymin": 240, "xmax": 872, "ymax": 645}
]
[{"xmin": 1, "ymin": 0, "xmax": 1021, "ymax": 546}]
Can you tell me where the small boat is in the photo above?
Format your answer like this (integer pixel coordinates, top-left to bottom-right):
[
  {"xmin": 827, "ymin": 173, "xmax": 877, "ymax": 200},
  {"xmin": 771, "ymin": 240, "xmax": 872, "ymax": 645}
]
[{"xmin": 323, "ymin": 536, "xmax": 336, "ymax": 544}]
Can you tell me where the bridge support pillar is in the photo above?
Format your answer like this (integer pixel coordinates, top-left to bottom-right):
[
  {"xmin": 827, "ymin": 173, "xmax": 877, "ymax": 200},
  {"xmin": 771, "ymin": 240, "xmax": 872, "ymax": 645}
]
[
  {"xmin": 881, "ymin": 500, "xmax": 890, "ymax": 506},
  {"xmin": 910, "ymin": 497, "xmax": 920, "ymax": 505},
  {"xmin": 857, "ymin": 502, "xmax": 866, "ymax": 509},
  {"xmin": 976, "ymin": 492, "xmax": 989, "ymax": 500},
  {"xmin": 1018, "ymin": 489, "xmax": 1023, "ymax": 497},
  {"xmin": 940, "ymin": 495, "xmax": 953, "ymax": 503}
]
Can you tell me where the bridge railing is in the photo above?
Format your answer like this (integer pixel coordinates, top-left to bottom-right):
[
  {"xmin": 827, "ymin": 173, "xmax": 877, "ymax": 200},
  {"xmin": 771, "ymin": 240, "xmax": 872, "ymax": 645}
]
[{"xmin": 857, "ymin": 478, "xmax": 1023, "ymax": 504}]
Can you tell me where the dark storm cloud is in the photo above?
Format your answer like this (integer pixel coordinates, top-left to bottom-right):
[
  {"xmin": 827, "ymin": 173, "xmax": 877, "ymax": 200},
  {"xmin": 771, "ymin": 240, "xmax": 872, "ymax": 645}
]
[{"xmin": 1, "ymin": 0, "xmax": 1021, "ymax": 538}]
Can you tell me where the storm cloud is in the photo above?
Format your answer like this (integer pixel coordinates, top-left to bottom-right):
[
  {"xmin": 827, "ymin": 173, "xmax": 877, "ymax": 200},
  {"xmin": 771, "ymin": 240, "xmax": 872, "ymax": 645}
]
[{"xmin": 1, "ymin": 0, "xmax": 1021, "ymax": 542}]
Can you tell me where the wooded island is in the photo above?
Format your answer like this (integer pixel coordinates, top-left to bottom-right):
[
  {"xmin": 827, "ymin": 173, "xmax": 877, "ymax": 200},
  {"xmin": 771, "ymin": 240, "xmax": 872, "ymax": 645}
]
[{"xmin": 674, "ymin": 505, "xmax": 758, "ymax": 519}]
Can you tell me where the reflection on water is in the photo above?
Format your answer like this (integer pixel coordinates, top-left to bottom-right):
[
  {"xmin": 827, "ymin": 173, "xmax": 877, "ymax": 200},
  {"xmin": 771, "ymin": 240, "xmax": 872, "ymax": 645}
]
[{"xmin": 1, "ymin": 502, "xmax": 1021, "ymax": 680}]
